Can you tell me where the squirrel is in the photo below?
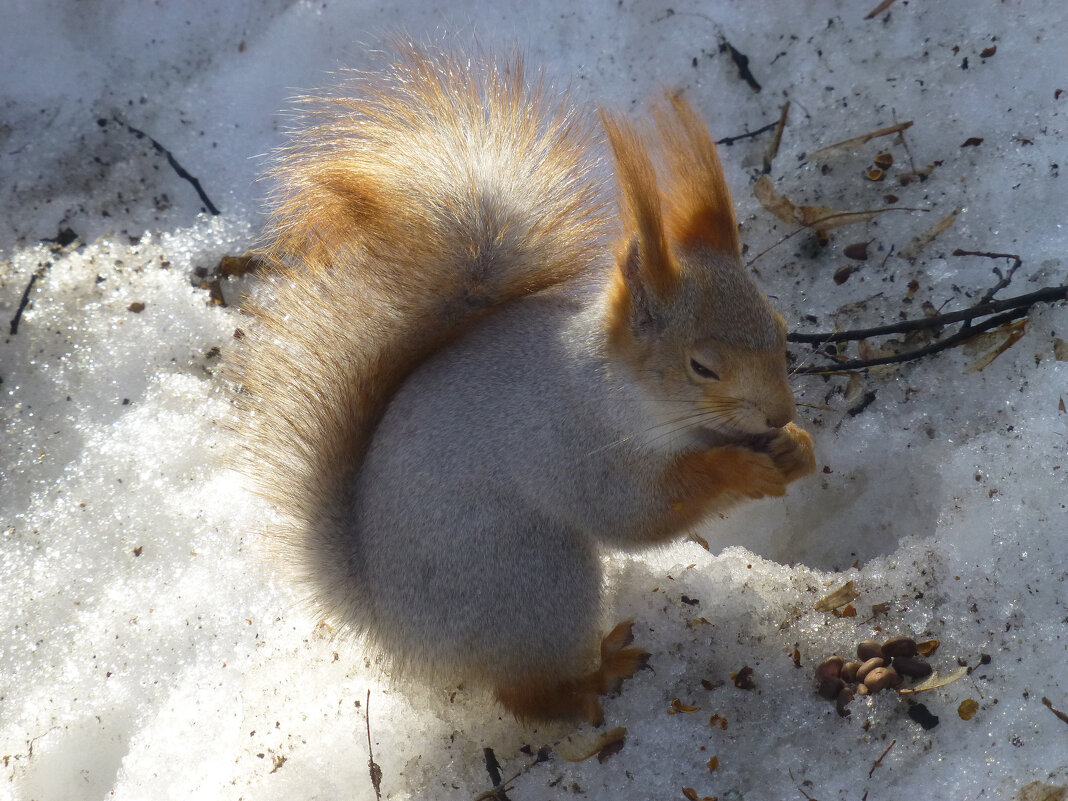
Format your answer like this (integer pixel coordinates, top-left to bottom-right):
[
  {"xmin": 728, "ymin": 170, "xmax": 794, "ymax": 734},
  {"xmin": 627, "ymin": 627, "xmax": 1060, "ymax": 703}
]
[{"xmin": 231, "ymin": 44, "xmax": 816, "ymax": 725}]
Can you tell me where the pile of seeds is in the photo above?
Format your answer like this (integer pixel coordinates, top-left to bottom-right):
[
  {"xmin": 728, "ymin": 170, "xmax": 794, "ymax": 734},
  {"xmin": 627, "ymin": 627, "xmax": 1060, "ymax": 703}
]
[{"xmin": 815, "ymin": 636, "xmax": 934, "ymax": 717}]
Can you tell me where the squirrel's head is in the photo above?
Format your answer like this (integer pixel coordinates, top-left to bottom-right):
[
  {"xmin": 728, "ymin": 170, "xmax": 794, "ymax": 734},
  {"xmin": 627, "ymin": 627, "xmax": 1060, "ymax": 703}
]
[{"xmin": 602, "ymin": 94, "xmax": 795, "ymax": 438}]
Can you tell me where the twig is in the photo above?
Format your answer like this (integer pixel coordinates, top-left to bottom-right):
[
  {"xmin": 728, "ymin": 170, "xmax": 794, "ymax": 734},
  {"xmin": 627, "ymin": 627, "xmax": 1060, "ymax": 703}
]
[
  {"xmin": 1042, "ymin": 697, "xmax": 1068, "ymax": 725},
  {"xmin": 865, "ymin": 0, "xmax": 899, "ymax": 19},
  {"xmin": 953, "ymin": 250, "xmax": 1023, "ymax": 305},
  {"xmin": 747, "ymin": 206, "xmax": 927, "ymax": 268},
  {"xmin": 717, "ymin": 120, "xmax": 778, "ymax": 146},
  {"xmin": 10, "ymin": 265, "xmax": 47, "ymax": 335},
  {"xmin": 791, "ymin": 308, "xmax": 1029, "ymax": 373},
  {"xmin": 808, "ymin": 121, "xmax": 913, "ymax": 162},
  {"xmin": 763, "ymin": 101, "xmax": 791, "ymax": 173},
  {"xmin": 868, "ymin": 739, "xmax": 896, "ymax": 778},
  {"xmin": 473, "ymin": 771, "xmax": 521, "ymax": 801},
  {"xmin": 366, "ymin": 690, "xmax": 383, "ymax": 801},
  {"xmin": 787, "ymin": 285, "xmax": 1068, "ymax": 344},
  {"xmin": 112, "ymin": 117, "xmax": 221, "ymax": 215}
]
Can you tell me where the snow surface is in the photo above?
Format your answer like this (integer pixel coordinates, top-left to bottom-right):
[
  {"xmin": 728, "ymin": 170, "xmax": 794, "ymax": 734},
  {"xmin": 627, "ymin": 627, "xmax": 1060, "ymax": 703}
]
[{"xmin": 1, "ymin": 1, "xmax": 1066, "ymax": 799}]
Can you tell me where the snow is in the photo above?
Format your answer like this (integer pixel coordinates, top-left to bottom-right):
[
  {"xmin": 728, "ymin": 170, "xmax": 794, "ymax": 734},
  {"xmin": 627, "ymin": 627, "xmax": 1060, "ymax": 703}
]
[{"xmin": 1, "ymin": 1, "xmax": 1065, "ymax": 799}]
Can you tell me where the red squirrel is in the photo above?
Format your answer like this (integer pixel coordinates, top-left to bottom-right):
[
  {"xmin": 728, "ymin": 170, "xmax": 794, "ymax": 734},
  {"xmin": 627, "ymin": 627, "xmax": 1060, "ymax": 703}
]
[{"xmin": 231, "ymin": 45, "xmax": 815, "ymax": 724}]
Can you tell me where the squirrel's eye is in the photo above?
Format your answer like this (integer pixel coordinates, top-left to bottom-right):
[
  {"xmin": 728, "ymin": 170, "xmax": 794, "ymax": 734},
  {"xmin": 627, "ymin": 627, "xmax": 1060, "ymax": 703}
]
[{"xmin": 689, "ymin": 358, "xmax": 720, "ymax": 380}]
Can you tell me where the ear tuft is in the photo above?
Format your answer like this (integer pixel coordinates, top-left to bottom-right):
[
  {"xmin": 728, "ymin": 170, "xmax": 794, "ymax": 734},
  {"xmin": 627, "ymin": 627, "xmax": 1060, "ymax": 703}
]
[
  {"xmin": 601, "ymin": 111, "xmax": 679, "ymax": 301},
  {"xmin": 654, "ymin": 93, "xmax": 740, "ymax": 256}
]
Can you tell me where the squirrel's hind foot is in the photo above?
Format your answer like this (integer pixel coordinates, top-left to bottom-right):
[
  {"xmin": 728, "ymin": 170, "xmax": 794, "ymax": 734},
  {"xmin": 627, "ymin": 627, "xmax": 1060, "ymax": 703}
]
[{"xmin": 494, "ymin": 620, "xmax": 649, "ymax": 726}]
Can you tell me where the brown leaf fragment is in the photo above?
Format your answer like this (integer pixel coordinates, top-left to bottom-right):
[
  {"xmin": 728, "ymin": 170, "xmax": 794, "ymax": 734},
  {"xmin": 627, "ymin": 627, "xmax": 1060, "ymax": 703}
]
[
  {"xmin": 865, "ymin": 167, "xmax": 885, "ymax": 181},
  {"xmin": 1053, "ymin": 338, "xmax": 1068, "ymax": 361},
  {"xmin": 557, "ymin": 727, "xmax": 627, "ymax": 762},
  {"xmin": 840, "ymin": 603, "xmax": 858, "ymax": 618},
  {"xmin": 963, "ymin": 318, "xmax": 1028, "ymax": 373},
  {"xmin": 1015, "ymin": 781, "xmax": 1068, "ymax": 801},
  {"xmin": 898, "ymin": 665, "xmax": 969, "ymax": 694},
  {"xmin": 844, "ymin": 241, "xmax": 871, "ymax": 261},
  {"xmin": 669, "ymin": 698, "xmax": 702, "ymax": 714},
  {"xmin": 915, "ymin": 639, "xmax": 940, "ymax": 656},
  {"xmin": 731, "ymin": 666, "xmax": 756, "ymax": 690},
  {"xmin": 709, "ymin": 713, "xmax": 728, "ymax": 730},
  {"xmin": 1060, "ymin": 397, "xmax": 1066, "ymax": 413},
  {"xmin": 1042, "ymin": 697, "xmax": 1068, "ymax": 725},
  {"xmin": 980, "ymin": 45, "xmax": 997, "ymax": 58},
  {"xmin": 793, "ymin": 647, "xmax": 802, "ymax": 668},
  {"xmin": 127, "ymin": 301, "xmax": 146, "ymax": 313},
  {"xmin": 707, "ymin": 756, "xmax": 720, "ymax": 772},
  {"xmin": 809, "ymin": 121, "xmax": 913, "ymax": 162},
  {"xmin": 597, "ymin": 737, "xmax": 625, "ymax": 763},
  {"xmin": 865, "ymin": 0, "xmax": 898, "ymax": 19},
  {"xmin": 873, "ymin": 152, "xmax": 895, "ymax": 169},
  {"xmin": 763, "ymin": 101, "xmax": 791, "ymax": 172},
  {"xmin": 872, "ymin": 601, "xmax": 890, "ymax": 616},
  {"xmin": 958, "ymin": 698, "xmax": 980, "ymax": 720},
  {"xmin": 834, "ymin": 265, "xmax": 855, "ymax": 285},
  {"xmin": 844, "ymin": 372, "xmax": 866, "ymax": 403},
  {"xmin": 754, "ymin": 176, "xmax": 801, "ymax": 225},
  {"xmin": 814, "ymin": 580, "xmax": 858, "ymax": 612},
  {"xmin": 961, "ymin": 137, "xmax": 984, "ymax": 147},
  {"xmin": 901, "ymin": 206, "xmax": 961, "ymax": 261},
  {"xmin": 683, "ymin": 788, "xmax": 700, "ymax": 801},
  {"xmin": 218, "ymin": 253, "xmax": 260, "ymax": 277}
]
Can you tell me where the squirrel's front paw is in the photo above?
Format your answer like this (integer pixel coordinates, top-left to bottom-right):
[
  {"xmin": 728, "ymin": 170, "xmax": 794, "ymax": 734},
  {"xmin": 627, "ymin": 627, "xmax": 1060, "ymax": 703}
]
[
  {"xmin": 719, "ymin": 447, "xmax": 788, "ymax": 499},
  {"xmin": 766, "ymin": 423, "xmax": 816, "ymax": 483}
]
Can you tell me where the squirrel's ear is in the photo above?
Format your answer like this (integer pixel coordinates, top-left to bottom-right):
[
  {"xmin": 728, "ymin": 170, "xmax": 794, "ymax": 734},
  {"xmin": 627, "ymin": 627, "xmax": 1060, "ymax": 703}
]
[
  {"xmin": 601, "ymin": 110, "xmax": 679, "ymax": 302},
  {"xmin": 654, "ymin": 93, "xmax": 741, "ymax": 257},
  {"xmin": 619, "ymin": 235, "xmax": 664, "ymax": 336}
]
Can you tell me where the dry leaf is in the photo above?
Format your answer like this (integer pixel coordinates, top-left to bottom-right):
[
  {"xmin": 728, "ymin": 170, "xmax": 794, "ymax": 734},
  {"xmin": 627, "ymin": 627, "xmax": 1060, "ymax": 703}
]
[
  {"xmin": 1015, "ymin": 781, "xmax": 1068, "ymax": 801},
  {"xmin": 844, "ymin": 373, "xmax": 866, "ymax": 403},
  {"xmin": 800, "ymin": 205, "xmax": 880, "ymax": 231},
  {"xmin": 707, "ymin": 756, "xmax": 720, "ymax": 772},
  {"xmin": 709, "ymin": 713, "xmax": 728, "ymax": 730},
  {"xmin": 669, "ymin": 698, "xmax": 702, "ymax": 714},
  {"xmin": 964, "ymin": 318, "xmax": 1029, "ymax": 373},
  {"xmin": 915, "ymin": 639, "xmax": 940, "ymax": 656},
  {"xmin": 557, "ymin": 727, "xmax": 627, "ymax": 762},
  {"xmin": 815, "ymin": 580, "xmax": 858, "ymax": 612},
  {"xmin": 898, "ymin": 666, "xmax": 969, "ymax": 694},
  {"xmin": 901, "ymin": 206, "xmax": 961, "ymax": 260},
  {"xmin": 754, "ymin": 176, "xmax": 801, "ymax": 225},
  {"xmin": 1053, "ymin": 338, "xmax": 1068, "ymax": 361},
  {"xmin": 683, "ymin": 788, "xmax": 699, "ymax": 801},
  {"xmin": 958, "ymin": 698, "xmax": 979, "ymax": 720},
  {"xmin": 809, "ymin": 121, "xmax": 913, "ymax": 161}
]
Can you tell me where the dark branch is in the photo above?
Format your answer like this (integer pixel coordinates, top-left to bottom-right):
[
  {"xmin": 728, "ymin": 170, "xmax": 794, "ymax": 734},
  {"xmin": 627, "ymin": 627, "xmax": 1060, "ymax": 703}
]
[
  {"xmin": 787, "ymin": 286, "xmax": 1068, "ymax": 344},
  {"xmin": 717, "ymin": 120, "xmax": 778, "ymax": 146},
  {"xmin": 113, "ymin": 117, "xmax": 220, "ymax": 215},
  {"xmin": 792, "ymin": 308, "xmax": 1028, "ymax": 374}
]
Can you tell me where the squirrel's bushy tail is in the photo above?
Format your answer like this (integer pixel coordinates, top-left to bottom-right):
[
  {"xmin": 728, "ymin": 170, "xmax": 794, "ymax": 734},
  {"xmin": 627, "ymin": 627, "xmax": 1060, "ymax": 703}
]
[{"xmin": 231, "ymin": 45, "xmax": 607, "ymax": 598}]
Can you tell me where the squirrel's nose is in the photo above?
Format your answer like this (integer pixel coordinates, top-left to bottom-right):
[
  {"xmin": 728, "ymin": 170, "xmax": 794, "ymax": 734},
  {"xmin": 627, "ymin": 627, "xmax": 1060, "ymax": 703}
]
[{"xmin": 765, "ymin": 398, "xmax": 795, "ymax": 429}]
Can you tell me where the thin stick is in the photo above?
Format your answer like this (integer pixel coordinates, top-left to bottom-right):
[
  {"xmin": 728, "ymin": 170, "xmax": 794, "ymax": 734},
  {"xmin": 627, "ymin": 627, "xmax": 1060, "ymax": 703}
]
[
  {"xmin": 792, "ymin": 308, "xmax": 1028, "ymax": 374},
  {"xmin": 868, "ymin": 739, "xmax": 897, "ymax": 778},
  {"xmin": 787, "ymin": 285, "xmax": 1067, "ymax": 344},
  {"xmin": 366, "ymin": 690, "xmax": 383, "ymax": 801}
]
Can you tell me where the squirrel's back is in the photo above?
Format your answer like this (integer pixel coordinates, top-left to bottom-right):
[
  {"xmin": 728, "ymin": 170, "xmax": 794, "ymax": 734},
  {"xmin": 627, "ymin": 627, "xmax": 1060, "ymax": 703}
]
[{"xmin": 231, "ymin": 46, "xmax": 609, "ymax": 589}]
